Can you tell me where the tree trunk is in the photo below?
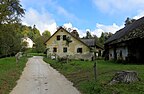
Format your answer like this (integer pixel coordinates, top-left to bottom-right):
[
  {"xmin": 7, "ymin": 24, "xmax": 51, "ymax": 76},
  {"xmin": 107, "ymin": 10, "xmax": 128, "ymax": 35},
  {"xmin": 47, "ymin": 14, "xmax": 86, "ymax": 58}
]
[{"xmin": 109, "ymin": 71, "xmax": 140, "ymax": 85}]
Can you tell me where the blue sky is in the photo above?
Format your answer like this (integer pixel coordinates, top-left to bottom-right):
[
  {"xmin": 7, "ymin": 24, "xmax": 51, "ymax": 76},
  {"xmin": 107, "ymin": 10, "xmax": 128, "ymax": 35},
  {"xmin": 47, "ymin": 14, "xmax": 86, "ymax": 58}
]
[{"xmin": 21, "ymin": 0, "xmax": 144, "ymax": 37}]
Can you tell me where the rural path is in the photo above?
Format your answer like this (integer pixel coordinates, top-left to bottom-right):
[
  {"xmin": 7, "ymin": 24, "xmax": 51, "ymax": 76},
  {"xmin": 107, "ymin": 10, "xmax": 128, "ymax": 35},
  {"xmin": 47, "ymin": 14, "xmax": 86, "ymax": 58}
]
[{"xmin": 10, "ymin": 56, "xmax": 80, "ymax": 94}]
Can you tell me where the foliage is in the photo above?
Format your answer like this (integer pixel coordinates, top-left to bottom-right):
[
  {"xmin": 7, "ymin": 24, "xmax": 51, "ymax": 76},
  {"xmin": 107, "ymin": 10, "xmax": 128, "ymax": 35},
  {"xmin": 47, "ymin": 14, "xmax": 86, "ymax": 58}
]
[
  {"xmin": 0, "ymin": 0, "xmax": 25, "ymax": 24},
  {"xmin": 99, "ymin": 32, "xmax": 113, "ymax": 45},
  {"xmin": 66, "ymin": 36, "xmax": 72, "ymax": 46},
  {"xmin": 0, "ymin": 24, "xmax": 22, "ymax": 57},
  {"xmin": 125, "ymin": 17, "xmax": 136, "ymax": 26},
  {"xmin": 20, "ymin": 25, "xmax": 41, "ymax": 42},
  {"xmin": 32, "ymin": 25, "xmax": 41, "ymax": 42},
  {"xmin": 0, "ymin": 57, "xmax": 27, "ymax": 94},
  {"xmin": 34, "ymin": 36, "xmax": 46, "ymax": 53},
  {"xmin": 42, "ymin": 30, "xmax": 51, "ymax": 42},
  {"xmin": 20, "ymin": 25, "xmax": 44, "ymax": 53},
  {"xmin": 21, "ymin": 25, "xmax": 32, "ymax": 37},
  {"xmin": 85, "ymin": 31, "xmax": 92, "ymax": 39},
  {"xmin": 0, "ymin": 23, "xmax": 42, "ymax": 57},
  {"xmin": 99, "ymin": 32, "xmax": 105, "ymax": 44},
  {"xmin": 26, "ymin": 52, "xmax": 46, "ymax": 56},
  {"xmin": 44, "ymin": 58, "xmax": 144, "ymax": 94},
  {"xmin": 42, "ymin": 30, "xmax": 51, "ymax": 37},
  {"xmin": 0, "ymin": 0, "xmax": 25, "ymax": 57}
]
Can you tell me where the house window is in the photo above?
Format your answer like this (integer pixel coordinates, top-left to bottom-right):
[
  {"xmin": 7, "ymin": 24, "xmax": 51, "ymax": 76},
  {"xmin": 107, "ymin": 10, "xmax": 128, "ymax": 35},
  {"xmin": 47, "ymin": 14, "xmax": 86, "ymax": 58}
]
[
  {"xmin": 77, "ymin": 48, "xmax": 82, "ymax": 53},
  {"xmin": 63, "ymin": 47, "xmax": 67, "ymax": 53},
  {"xmin": 57, "ymin": 35, "xmax": 60, "ymax": 40},
  {"xmin": 53, "ymin": 47, "xmax": 57, "ymax": 52},
  {"xmin": 63, "ymin": 35, "xmax": 66, "ymax": 40}
]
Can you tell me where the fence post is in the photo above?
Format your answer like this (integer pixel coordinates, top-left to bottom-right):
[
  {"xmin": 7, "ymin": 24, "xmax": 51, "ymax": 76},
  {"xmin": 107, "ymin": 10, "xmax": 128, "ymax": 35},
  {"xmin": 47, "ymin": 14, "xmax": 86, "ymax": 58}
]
[{"xmin": 94, "ymin": 61, "xmax": 97, "ymax": 81}]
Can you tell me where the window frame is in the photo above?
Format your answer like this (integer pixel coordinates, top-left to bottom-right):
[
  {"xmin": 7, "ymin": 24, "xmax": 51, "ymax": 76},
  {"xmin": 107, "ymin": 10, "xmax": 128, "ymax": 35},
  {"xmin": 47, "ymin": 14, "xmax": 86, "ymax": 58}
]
[
  {"xmin": 63, "ymin": 47, "xmax": 67, "ymax": 53},
  {"xmin": 57, "ymin": 35, "xmax": 60, "ymax": 40},
  {"xmin": 77, "ymin": 48, "xmax": 82, "ymax": 53},
  {"xmin": 53, "ymin": 47, "xmax": 57, "ymax": 52},
  {"xmin": 63, "ymin": 35, "xmax": 66, "ymax": 40}
]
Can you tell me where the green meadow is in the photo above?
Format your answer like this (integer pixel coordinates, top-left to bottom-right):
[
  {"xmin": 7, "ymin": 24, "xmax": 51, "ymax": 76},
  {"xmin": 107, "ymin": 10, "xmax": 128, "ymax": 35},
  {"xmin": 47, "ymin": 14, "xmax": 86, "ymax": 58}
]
[{"xmin": 44, "ymin": 58, "xmax": 144, "ymax": 94}]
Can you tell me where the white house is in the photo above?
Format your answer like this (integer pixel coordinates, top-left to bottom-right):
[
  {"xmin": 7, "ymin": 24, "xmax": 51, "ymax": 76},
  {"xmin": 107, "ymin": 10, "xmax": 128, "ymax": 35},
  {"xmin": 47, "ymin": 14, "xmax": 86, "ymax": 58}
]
[{"xmin": 22, "ymin": 37, "xmax": 34, "ymax": 48}]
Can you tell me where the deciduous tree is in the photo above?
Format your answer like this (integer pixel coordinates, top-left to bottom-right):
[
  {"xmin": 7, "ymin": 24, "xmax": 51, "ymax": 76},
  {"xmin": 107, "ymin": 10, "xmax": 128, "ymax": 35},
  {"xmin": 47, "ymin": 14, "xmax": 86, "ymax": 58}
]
[
  {"xmin": 0, "ymin": 0, "xmax": 25, "ymax": 24},
  {"xmin": 42, "ymin": 30, "xmax": 51, "ymax": 42}
]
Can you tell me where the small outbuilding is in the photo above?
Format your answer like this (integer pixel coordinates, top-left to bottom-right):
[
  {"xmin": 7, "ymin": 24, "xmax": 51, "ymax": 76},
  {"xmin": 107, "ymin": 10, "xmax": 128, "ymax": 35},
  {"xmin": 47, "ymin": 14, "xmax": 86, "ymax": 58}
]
[{"xmin": 22, "ymin": 37, "xmax": 35, "ymax": 48}]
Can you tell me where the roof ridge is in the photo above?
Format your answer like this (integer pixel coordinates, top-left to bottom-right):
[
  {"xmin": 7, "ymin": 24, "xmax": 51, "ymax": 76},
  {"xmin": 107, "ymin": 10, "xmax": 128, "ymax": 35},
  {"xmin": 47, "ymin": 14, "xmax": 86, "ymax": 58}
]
[{"xmin": 105, "ymin": 16, "xmax": 144, "ymax": 44}]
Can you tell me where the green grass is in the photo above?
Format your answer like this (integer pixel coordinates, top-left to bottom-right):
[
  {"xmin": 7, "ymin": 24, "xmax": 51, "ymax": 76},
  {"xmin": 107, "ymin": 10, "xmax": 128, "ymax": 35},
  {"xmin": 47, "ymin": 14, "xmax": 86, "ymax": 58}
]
[
  {"xmin": 23, "ymin": 48, "xmax": 46, "ymax": 57},
  {"xmin": 26, "ymin": 53, "xmax": 46, "ymax": 56},
  {"xmin": 0, "ymin": 57, "xmax": 27, "ymax": 94},
  {"xmin": 43, "ymin": 58, "xmax": 144, "ymax": 94}
]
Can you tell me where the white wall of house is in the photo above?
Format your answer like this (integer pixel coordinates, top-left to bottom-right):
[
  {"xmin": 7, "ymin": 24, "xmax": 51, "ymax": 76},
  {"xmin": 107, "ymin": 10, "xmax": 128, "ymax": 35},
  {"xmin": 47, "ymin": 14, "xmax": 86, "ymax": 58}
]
[
  {"xmin": 109, "ymin": 49, "xmax": 114, "ymax": 60},
  {"xmin": 45, "ymin": 28, "xmax": 91, "ymax": 60},
  {"xmin": 116, "ymin": 47, "xmax": 128, "ymax": 60},
  {"xmin": 109, "ymin": 47, "xmax": 128, "ymax": 60},
  {"xmin": 22, "ymin": 37, "xmax": 34, "ymax": 48}
]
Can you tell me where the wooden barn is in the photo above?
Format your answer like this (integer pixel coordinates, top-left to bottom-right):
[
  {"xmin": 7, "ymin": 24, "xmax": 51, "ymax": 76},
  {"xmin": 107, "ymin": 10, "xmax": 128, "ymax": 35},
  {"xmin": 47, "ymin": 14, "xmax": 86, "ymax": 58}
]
[{"xmin": 104, "ymin": 17, "xmax": 144, "ymax": 63}]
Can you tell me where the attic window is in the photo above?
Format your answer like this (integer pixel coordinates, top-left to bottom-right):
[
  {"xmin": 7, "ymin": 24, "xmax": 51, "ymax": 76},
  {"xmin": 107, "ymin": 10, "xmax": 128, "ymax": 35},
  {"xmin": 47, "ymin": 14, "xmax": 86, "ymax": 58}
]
[
  {"xmin": 57, "ymin": 35, "xmax": 60, "ymax": 40},
  {"xmin": 63, "ymin": 35, "xmax": 66, "ymax": 40},
  {"xmin": 77, "ymin": 48, "xmax": 82, "ymax": 53}
]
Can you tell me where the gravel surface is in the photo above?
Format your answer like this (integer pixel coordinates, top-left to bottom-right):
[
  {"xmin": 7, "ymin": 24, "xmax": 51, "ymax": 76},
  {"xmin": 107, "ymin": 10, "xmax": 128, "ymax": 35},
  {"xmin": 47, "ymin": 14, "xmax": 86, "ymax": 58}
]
[{"xmin": 10, "ymin": 56, "xmax": 80, "ymax": 94}]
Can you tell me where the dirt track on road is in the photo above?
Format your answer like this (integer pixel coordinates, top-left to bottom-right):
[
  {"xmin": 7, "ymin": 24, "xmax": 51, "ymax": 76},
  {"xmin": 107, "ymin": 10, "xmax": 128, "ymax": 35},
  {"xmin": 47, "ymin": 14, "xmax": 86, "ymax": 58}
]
[{"xmin": 10, "ymin": 56, "xmax": 80, "ymax": 94}]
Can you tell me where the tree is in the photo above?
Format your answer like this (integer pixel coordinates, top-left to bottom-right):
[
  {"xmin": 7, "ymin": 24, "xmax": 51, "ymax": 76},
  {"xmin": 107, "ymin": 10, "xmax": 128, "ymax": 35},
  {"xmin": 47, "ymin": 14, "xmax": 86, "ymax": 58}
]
[
  {"xmin": 99, "ymin": 32, "xmax": 113, "ymax": 45},
  {"xmin": 0, "ymin": 0, "xmax": 25, "ymax": 24},
  {"xmin": 32, "ymin": 25, "xmax": 41, "ymax": 42},
  {"xmin": 42, "ymin": 30, "xmax": 51, "ymax": 42},
  {"xmin": 0, "ymin": 0, "xmax": 25, "ymax": 57},
  {"xmin": 0, "ymin": 24, "xmax": 22, "ymax": 57},
  {"xmin": 23, "ymin": 25, "xmax": 41, "ymax": 42},
  {"xmin": 42, "ymin": 30, "xmax": 51, "ymax": 37},
  {"xmin": 86, "ymin": 31, "xmax": 92, "ymax": 39},
  {"xmin": 125, "ymin": 17, "xmax": 136, "ymax": 26},
  {"xmin": 99, "ymin": 32, "xmax": 105, "ymax": 44},
  {"xmin": 34, "ymin": 36, "xmax": 46, "ymax": 53}
]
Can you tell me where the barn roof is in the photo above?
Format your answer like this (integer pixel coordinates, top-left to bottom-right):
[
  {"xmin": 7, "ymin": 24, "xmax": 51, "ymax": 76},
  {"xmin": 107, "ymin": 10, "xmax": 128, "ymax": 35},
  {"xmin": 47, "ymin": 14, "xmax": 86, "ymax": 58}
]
[
  {"xmin": 81, "ymin": 39, "xmax": 95, "ymax": 47},
  {"xmin": 81, "ymin": 39, "xmax": 104, "ymax": 49},
  {"xmin": 105, "ymin": 16, "xmax": 144, "ymax": 44}
]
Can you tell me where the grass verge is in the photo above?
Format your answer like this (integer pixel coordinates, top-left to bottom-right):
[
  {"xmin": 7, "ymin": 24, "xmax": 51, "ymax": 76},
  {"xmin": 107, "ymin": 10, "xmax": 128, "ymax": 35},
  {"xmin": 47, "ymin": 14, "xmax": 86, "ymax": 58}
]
[
  {"xmin": 0, "ymin": 57, "xmax": 27, "ymax": 94},
  {"xmin": 43, "ymin": 58, "xmax": 144, "ymax": 94}
]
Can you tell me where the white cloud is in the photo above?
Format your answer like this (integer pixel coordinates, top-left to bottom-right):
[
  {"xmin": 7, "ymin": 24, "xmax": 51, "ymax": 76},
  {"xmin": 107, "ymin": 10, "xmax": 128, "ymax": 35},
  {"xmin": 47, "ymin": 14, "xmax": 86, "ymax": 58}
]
[
  {"xmin": 89, "ymin": 10, "xmax": 144, "ymax": 38},
  {"xmin": 92, "ymin": 0, "xmax": 144, "ymax": 14},
  {"xmin": 63, "ymin": 22, "xmax": 123, "ymax": 38},
  {"xmin": 21, "ymin": 8, "xmax": 125, "ymax": 38},
  {"xmin": 63, "ymin": 23, "xmax": 73, "ymax": 29},
  {"xmin": 86, "ymin": 29, "xmax": 90, "ymax": 32},
  {"xmin": 63, "ymin": 22, "xmax": 85, "ymax": 38},
  {"xmin": 22, "ymin": 8, "xmax": 57, "ymax": 35},
  {"xmin": 21, "ymin": 0, "xmax": 79, "ymax": 35},
  {"xmin": 92, "ymin": 23, "xmax": 123, "ymax": 37},
  {"xmin": 133, "ymin": 10, "xmax": 144, "ymax": 19},
  {"xmin": 21, "ymin": 0, "xmax": 78, "ymax": 22}
]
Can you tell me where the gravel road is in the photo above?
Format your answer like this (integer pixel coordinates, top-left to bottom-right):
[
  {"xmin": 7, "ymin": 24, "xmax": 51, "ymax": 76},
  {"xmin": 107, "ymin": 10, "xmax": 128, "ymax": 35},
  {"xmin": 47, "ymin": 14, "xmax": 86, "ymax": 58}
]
[{"xmin": 10, "ymin": 56, "xmax": 80, "ymax": 94}]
